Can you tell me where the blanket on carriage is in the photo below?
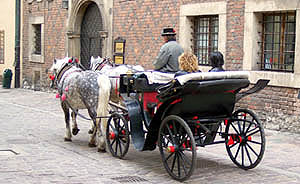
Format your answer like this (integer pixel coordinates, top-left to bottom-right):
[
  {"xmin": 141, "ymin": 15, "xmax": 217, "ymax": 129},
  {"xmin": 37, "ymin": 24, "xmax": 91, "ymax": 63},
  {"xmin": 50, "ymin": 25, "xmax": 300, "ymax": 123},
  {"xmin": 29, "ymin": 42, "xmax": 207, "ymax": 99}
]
[{"xmin": 139, "ymin": 70, "xmax": 249, "ymax": 85}]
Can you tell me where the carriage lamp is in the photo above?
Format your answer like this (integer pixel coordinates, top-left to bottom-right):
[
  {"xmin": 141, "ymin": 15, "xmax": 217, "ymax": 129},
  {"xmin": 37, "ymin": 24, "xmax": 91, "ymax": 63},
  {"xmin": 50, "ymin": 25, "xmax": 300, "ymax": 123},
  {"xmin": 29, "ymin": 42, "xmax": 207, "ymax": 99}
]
[{"xmin": 62, "ymin": 0, "xmax": 69, "ymax": 9}]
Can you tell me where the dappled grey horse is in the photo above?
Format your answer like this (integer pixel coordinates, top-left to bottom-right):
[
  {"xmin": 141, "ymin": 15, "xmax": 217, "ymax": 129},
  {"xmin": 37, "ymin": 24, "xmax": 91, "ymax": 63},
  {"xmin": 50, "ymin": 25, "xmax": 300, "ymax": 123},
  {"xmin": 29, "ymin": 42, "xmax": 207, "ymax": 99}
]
[{"xmin": 50, "ymin": 57, "xmax": 111, "ymax": 152}]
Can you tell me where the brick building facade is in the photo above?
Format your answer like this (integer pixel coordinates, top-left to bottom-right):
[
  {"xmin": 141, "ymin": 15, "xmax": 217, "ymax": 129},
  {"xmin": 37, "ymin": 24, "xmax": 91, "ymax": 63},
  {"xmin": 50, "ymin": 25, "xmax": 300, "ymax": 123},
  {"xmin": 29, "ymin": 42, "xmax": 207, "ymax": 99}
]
[{"xmin": 22, "ymin": 0, "xmax": 300, "ymax": 133}]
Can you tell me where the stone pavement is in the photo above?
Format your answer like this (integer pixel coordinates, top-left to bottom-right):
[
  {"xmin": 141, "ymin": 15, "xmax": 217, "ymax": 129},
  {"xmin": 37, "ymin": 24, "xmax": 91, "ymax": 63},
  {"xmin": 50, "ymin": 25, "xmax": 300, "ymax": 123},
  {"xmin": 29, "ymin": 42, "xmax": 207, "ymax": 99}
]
[{"xmin": 0, "ymin": 87, "xmax": 299, "ymax": 184}]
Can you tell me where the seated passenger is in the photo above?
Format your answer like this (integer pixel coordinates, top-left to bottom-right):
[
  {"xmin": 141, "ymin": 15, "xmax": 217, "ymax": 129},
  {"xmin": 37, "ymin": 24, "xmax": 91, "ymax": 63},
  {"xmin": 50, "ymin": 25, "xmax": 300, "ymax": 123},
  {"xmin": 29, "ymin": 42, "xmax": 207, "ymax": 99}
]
[
  {"xmin": 175, "ymin": 52, "xmax": 200, "ymax": 77},
  {"xmin": 208, "ymin": 51, "xmax": 225, "ymax": 72}
]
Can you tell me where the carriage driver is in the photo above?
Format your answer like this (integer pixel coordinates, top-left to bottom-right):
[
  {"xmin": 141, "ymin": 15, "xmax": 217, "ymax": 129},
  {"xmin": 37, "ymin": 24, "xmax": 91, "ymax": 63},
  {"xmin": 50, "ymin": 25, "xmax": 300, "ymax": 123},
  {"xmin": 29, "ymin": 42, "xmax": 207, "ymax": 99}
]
[{"xmin": 153, "ymin": 27, "xmax": 184, "ymax": 73}]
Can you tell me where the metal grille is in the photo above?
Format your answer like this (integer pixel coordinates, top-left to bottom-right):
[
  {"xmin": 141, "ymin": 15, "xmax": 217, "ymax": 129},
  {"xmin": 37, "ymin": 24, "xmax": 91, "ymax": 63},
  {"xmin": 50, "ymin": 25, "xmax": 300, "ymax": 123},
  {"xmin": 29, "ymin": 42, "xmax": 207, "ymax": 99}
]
[
  {"xmin": 194, "ymin": 16, "xmax": 219, "ymax": 65},
  {"xmin": 0, "ymin": 30, "xmax": 4, "ymax": 64},
  {"xmin": 33, "ymin": 24, "xmax": 41, "ymax": 55},
  {"xmin": 260, "ymin": 11, "xmax": 296, "ymax": 72},
  {"xmin": 111, "ymin": 176, "xmax": 148, "ymax": 183},
  {"xmin": 80, "ymin": 2, "xmax": 103, "ymax": 69}
]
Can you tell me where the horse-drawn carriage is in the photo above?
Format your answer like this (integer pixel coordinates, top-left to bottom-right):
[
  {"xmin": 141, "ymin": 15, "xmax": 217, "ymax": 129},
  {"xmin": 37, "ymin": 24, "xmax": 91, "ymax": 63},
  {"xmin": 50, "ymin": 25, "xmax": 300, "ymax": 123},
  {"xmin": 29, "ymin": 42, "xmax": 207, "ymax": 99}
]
[{"xmin": 106, "ymin": 70, "xmax": 269, "ymax": 181}]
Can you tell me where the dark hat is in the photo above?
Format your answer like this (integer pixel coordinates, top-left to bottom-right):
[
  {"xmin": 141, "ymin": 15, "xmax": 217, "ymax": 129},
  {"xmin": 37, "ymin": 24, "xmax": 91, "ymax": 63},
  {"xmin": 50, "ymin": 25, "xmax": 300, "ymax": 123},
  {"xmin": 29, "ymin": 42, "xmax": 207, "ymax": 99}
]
[{"xmin": 161, "ymin": 27, "xmax": 176, "ymax": 36}]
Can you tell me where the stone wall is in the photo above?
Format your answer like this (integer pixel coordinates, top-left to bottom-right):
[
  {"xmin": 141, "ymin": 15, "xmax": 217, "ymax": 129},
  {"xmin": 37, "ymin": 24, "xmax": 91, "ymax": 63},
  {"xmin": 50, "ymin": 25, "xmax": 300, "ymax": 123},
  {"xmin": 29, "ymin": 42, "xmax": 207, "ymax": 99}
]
[{"xmin": 236, "ymin": 85, "xmax": 300, "ymax": 133}]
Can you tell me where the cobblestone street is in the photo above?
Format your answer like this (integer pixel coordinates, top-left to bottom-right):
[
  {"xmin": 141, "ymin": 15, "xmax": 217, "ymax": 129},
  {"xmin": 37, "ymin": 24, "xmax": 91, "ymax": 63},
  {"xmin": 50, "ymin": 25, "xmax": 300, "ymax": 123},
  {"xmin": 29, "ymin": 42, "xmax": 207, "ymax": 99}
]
[{"xmin": 0, "ymin": 87, "xmax": 300, "ymax": 184}]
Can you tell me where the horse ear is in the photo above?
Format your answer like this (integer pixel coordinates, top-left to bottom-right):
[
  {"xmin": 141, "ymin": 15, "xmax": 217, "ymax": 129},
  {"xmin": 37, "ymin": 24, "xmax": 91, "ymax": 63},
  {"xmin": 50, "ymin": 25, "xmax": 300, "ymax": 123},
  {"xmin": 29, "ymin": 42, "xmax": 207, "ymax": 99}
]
[{"xmin": 54, "ymin": 59, "xmax": 57, "ymax": 64}]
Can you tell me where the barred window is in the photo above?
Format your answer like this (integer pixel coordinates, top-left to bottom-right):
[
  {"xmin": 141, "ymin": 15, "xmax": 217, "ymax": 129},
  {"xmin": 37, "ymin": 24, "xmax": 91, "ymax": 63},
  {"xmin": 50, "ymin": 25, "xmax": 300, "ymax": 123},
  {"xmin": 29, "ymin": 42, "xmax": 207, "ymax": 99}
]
[
  {"xmin": 194, "ymin": 16, "xmax": 219, "ymax": 65},
  {"xmin": 33, "ymin": 24, "xmax": 41, "ymax": 55},
  {"xmin": 261, "ymin": 12, "xmax": 296, "ymax": 72},
  {"xmin": 0, "ymin": 30, "xmax": 4, "ymax": 64}
]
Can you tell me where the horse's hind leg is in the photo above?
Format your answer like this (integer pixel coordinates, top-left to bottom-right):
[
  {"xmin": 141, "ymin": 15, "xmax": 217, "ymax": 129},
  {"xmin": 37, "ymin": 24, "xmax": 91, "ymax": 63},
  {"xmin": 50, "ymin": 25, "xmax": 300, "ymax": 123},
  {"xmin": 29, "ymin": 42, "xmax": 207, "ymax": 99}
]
[
  {"xmin": 62, "ymin": 102, "xmax": 72, "ymax": 142},
  {"xmin": 86, "ymin": 109, "xmax": 97, "ymax": 147},
  {"xmin": 71, "ymin": 110, "xmax": 80, "ymax": 135}
]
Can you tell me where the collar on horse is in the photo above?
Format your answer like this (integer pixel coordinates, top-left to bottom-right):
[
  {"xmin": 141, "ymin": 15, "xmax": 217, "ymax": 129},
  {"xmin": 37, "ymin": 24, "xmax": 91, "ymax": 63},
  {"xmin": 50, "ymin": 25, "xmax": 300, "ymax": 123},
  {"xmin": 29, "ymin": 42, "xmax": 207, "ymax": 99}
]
[{"xmin": 55, "ymin": 63, "xmax": 81, "ymax": 85}]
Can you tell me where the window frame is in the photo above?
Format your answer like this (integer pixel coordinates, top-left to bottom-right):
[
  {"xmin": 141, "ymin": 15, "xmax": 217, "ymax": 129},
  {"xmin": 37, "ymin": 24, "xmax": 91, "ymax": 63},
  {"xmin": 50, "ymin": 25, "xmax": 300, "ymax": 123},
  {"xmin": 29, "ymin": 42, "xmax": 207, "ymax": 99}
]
[
  {"xmin": 28, "ymin": 16, "xmax": 44, "ymax": 63},
  {"xmin": 193, "ymin": 15, "xmax": 219, "ymax": 66},
  {"xmin": 243, "ymin": 0, "xmax": 300, "ymax": 88},
  {"xmin": 260, "ymin": 11, "xmax": 296, "ymax": 72},
  {"xmin": 179, "ymin": 1, "xmax": 226, "ymax": 72}
]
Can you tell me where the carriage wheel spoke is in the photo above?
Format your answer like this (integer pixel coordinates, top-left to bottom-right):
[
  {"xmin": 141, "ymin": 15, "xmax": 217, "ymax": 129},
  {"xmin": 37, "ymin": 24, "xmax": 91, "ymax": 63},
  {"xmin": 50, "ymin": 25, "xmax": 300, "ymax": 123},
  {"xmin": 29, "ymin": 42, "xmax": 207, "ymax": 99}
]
[
  {"xmin": 110, "ymin": 138, "xmax": 116, "ymax": 147},
  {"xmin": 237, "ymin": 118, "xmax": 242, "ymax": 134},
  {"xmin": 179, "ymin": 134, "xmax": 188, "ymax": 147},
  {"xmin": 178, "ymin": 154, "xmax": 188, "ymax": 176},
  {"xmin": 161, "ymin": 133, "xmax": 173, "ymax": 145},
  {"xmin": 246, "ymin": 142, "xmax": 259, "ymax": 157},
  {"xmin": 178, "ymin": 150, "xmax": 192, "ymax": 166},
  {"xmin": 241, "ymin": 145, "xmax": 245, "ymax": 167},
  {"xmin": 171, "ymin": 153, "xmax": 177, "ymax": 172},
  {"xmin": 242, "ymin": 114, "xmax": 247, "ymax": 132},
  {"xmin": 244, "ymin": 120, "xmax": 254, "ymax": 135},
  {"xmin": 248, "ymin": 140, "xmax": 262, "ymax": 145},
  {"xmin": 229, "ymin": 141, "xmax": 239, "ymax": 149},
  {"xmin": 244, "ymin": 144, "xmax": 253, "ymax": 165},
  {"xmin": 118, "ymin": 139, "xmax": 123, "ymax": 155},
  {"xmin": 165, "ymin": 152, "xmax": 175, "ymax": 161},
  {"xmin": 246, "ymin": 125, "xmax": 260, "ymax": 135},
  {"xmin": 231, "ymin": 123, "xmax": 240, "ymax": 135},
  {"xmin": 177, "ymin": 153, "xmax": 181, "ymax": 177},
  {"xmin": 166, "ymin": 125, "xmax": 175, "ymax": 143},
  {"xmin": 172, "ymin": 121, "xmax": 178, "ymax": 138},
  {"xmin": 247, "ymin": 129, "xmax": 260, "ymax": 137},
  {"xmin": 234, "ymin": 143, "xmax": 241, "ymax": 159},
  {"xmin": 114, "ymin": 139, "xmax": 118, "ymax": 155}
]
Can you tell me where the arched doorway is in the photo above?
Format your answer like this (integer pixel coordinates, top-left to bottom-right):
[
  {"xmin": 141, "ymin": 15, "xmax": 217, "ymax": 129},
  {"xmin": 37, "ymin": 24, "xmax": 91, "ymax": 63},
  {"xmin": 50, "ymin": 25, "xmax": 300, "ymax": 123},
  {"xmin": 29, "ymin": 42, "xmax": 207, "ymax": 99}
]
[{"xmin": 80, "ymin": 2, "xmax": 103, "ymax": 69}]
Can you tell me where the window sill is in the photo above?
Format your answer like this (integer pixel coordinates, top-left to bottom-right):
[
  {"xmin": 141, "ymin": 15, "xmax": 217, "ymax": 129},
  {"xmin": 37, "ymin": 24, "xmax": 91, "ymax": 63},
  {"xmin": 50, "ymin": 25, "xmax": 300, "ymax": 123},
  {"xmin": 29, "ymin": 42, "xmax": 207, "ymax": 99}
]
[
  {"xmin": 30, "ymin": 54, "xmax": 44, "ymax": 63},
  {"xmin": 249, "ymin": 70, "xmax": 300, "ymax": 88}
]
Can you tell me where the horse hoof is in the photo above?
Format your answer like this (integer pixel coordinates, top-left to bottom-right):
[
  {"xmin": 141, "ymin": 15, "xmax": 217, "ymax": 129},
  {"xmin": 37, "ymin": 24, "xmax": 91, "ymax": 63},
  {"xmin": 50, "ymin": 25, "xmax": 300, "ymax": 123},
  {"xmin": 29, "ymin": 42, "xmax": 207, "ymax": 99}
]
[
  {"xmin": 88, "ymin": 142, "xmax": 97, "ymax": 147},
  {"xmin": 88, "ymin": 129, "xmax": 93, "ymax": 134},
  {"xmin": 72, "ymin": 128, "xmax": 80, "ymax": 135},
  {"xmin": 64, "ymin": 137, "xmax": 72, "ymax": 142},
  {"xmin": 98, "ymin": 148, "xmax": 106, "ymax": 153}
]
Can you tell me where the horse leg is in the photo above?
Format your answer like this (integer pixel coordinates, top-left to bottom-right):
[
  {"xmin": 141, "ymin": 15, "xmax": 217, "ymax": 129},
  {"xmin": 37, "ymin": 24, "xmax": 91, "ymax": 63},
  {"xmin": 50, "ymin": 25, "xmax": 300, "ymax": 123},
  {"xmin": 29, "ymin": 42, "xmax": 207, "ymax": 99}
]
[
  {"xmin": 62, "ymin": 102, "xmax": 72, "ymax": 142},
  {"xmin": 71, "ymin": 110, "xmax": 80, "ymax": 135},
  {"xmin": 96, "ymin": 75, "xmax": 111, "ymax": 152},
  {"xmin": 86, "ymin": 109, "xmax": 97, "ymax": 147}
]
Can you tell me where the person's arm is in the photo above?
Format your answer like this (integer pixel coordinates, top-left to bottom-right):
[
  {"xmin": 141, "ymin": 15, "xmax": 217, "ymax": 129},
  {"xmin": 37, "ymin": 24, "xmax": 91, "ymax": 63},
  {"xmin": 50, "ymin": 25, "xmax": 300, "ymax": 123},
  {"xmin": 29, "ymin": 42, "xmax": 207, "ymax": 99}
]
[{"xmin": 153, "ymin": 47, "xmax": 171, "ymax": 70}]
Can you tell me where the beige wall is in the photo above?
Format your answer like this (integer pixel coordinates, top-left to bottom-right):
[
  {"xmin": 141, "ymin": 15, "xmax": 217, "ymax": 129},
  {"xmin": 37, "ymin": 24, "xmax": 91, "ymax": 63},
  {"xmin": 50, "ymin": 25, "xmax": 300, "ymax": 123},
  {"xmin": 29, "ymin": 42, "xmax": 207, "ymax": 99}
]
[{"xmin": 0, "ymin": 1, "xmax": 16, "ymax": 87}]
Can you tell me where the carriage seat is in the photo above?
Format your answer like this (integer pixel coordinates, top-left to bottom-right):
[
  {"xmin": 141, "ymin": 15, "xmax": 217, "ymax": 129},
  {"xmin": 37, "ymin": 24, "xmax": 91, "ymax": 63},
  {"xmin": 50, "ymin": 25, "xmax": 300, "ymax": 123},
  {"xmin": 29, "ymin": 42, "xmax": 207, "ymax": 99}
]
[{"xmin": 175, "ymin": 71, "xmax": 250, "ymax": 85}]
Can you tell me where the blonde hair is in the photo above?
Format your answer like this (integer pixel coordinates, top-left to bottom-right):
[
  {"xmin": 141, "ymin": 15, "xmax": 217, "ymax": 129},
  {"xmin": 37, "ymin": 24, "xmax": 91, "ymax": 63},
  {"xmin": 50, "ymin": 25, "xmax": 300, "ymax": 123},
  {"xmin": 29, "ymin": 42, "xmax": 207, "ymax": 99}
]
[{"xmin": 178, "ymin": 52, "xmax": 199, "ymax": 72}]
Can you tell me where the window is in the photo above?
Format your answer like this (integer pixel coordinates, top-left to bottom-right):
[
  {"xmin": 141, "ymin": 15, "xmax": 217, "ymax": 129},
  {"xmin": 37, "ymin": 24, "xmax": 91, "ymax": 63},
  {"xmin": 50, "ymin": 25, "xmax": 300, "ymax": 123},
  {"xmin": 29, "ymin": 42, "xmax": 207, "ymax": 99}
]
[
  {"xmin": 33, "ymin": 24, "xmax": 41, "ymax": 55},
  {"xmin": 261, "ymin": 12, "xmax": 296, "ymax": 72},
  {"xmin": 0, "ymin": 30, "xmax": 4, "ymax": 64},
  {"xmin": 28, "ymin": 16, "xmax": 44, "ymax": 63},
  {"xmin": 194, "ymin": 16, "xmax": 219, "ymax": 65}
]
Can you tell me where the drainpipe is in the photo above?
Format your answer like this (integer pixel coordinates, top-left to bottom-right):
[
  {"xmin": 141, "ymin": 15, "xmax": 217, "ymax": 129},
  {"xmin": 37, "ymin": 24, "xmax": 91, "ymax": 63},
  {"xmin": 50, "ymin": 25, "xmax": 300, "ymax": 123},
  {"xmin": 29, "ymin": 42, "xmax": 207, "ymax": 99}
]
[{"xmin": 14, "ymin": 0, "xmax": 21, "ymax": 88}]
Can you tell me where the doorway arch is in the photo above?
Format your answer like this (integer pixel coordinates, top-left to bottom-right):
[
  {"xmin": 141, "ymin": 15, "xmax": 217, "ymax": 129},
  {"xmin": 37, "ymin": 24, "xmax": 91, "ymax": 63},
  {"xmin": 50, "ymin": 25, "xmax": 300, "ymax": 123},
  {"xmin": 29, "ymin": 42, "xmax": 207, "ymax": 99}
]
[
  {"xmin": 80, "ymin": 2, "xmax": 103, "ymax": 69},
  {"xmin": 67, "ymin": 0, "xmax": 113, "ymax": 67}
]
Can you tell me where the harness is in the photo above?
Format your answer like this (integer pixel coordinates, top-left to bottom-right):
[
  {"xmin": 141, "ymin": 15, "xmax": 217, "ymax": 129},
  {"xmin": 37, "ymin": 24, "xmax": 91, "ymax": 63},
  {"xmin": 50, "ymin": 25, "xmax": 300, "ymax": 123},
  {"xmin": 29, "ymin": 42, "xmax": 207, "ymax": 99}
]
[
  {"xmin": 94, "ymin": 58, "xmax": 114, "ymax": 71},
  {"xmin": 54, "ymin": 63, "xmax": 82, "ymax": 93}
]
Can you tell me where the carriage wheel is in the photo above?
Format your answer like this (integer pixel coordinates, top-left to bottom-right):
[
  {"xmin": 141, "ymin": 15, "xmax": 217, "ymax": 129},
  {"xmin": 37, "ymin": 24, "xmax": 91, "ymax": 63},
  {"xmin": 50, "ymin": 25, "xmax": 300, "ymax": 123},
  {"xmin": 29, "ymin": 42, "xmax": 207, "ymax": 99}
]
[
  {"xmin": 106, "ymin": 112, "xmax": 130, "ymax": 158},
  {"xmin": 225, "ymin": 109, "xmax": 265, "ymax": 170},
  {"xmin": 158, "ymin": 115, "xmax": 196, "ymax": 181}
]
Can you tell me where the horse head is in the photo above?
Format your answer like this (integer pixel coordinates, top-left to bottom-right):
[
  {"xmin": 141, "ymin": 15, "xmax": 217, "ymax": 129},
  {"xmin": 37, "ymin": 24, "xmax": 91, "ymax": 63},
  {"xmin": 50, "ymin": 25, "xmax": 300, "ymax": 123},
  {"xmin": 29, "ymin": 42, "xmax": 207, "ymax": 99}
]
[{"xmin": 49, "ymin": 57, "xmax": 76, "ymax": 88}]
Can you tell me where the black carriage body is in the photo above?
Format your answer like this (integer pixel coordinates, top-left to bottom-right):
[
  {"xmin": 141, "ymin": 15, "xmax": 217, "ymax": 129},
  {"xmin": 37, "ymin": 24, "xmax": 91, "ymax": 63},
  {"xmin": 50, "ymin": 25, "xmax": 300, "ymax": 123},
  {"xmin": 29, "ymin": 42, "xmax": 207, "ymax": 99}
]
[
  {"xmin": 109, "ymin": 72, "xmax": 268, "ymax": 181},
  {"xmin": 119, "ymin": 73, "xmax": 250, "ymax": 151}
]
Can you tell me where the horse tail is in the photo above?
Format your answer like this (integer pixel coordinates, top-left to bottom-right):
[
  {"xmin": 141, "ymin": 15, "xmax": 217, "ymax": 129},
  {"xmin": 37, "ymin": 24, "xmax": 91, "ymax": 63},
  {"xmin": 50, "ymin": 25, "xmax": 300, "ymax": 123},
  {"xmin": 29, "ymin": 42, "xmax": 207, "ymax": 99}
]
[{"xmin": 96, "ymin": 74, "xmax": 111, "ymax": 150}]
